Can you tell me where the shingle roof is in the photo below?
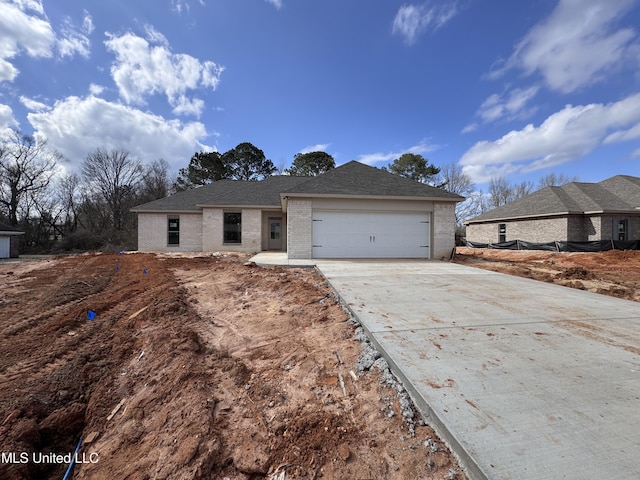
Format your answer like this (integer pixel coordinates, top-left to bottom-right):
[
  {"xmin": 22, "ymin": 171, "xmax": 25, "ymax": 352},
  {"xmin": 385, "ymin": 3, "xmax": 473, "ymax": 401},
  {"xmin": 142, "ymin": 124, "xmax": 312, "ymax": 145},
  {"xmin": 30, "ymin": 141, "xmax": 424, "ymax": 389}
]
[
  {"xmin": 466, "ymin": 175, "xmax": 640, "ymax": 224},
  {"xmin": 282, "ymin": 161, "xmax": 464, "ymax": 200},
  {"xmin": 131, "ymin": 180, "xmax": 247, "ymax": 212},
  {"xmin": 0, "ymin": 222, "xmax": 23, "ymax": 234},
  {"xmin": 132, "ymin": 161, "xmax": 463, "ymax": 213},
  {"xmin": 198, "ymin": 176, "xmax": 309, "ymax": 206}
]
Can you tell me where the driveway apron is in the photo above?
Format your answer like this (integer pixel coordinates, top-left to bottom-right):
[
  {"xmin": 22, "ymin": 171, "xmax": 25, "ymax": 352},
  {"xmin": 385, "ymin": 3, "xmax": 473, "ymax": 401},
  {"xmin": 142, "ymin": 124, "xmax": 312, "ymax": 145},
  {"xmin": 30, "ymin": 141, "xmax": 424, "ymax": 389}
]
[{"xmin": 315, "ymin": 259, "xmax": 640, "ymax": 480}]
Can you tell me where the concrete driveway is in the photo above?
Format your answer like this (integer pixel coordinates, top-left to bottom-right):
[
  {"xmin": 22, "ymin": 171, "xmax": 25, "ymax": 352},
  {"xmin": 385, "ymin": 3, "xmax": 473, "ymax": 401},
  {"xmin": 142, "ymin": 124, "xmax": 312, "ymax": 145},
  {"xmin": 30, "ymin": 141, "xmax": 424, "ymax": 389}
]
[{"xmin": 315, "ymin": 259, "xmax": 640, "ymax": 480}]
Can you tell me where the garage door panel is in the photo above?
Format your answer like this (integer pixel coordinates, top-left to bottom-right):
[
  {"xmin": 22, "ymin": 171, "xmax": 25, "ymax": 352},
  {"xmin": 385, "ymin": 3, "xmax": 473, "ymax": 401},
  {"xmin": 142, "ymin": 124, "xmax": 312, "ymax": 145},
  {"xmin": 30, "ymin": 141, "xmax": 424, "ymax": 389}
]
[{"xmin": 312, "ymin": 211, "xmax": 430, "ymax": 258}]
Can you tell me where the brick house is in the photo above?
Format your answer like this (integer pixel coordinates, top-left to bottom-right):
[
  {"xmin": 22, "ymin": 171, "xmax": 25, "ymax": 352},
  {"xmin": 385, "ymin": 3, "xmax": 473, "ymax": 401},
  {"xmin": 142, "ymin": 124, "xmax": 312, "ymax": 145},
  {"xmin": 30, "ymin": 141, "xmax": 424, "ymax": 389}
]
[
  {"xmin": 465, "ymin": 175, "xmax": 640, "ymax": 244},
  {"xmin": 132, "ymin": 161, "xmax": 464, "ymax": 259}
]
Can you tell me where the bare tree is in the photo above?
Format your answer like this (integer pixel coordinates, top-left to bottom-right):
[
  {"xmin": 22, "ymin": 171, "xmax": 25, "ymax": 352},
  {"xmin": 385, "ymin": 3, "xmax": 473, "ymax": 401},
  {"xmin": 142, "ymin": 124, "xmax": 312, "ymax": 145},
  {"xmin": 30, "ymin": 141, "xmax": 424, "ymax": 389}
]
[
  {"xmin": 0, "ymin": 130, "xmax": 60, "ymax": 225},
  {"xmin": 537, "ymin": 173, "xmax": 579, "ymax": 189},
  {"xmin": 139, "ymin": 159, "xmax": 172, "ymax": 204},
  {"xmin": 81, "ymin": 147, "xmax": 143, "ymax": 236},
  {"xmin": 487, "ymin": 176, "xmax": 533, "ymax": 209},
  {"xmin": 56, "ymin": 173, "xmax": 81, "ymax": 233},
  {"xmin": 436, "ymin": 163, "xmax": 477, "ymax": 223}
]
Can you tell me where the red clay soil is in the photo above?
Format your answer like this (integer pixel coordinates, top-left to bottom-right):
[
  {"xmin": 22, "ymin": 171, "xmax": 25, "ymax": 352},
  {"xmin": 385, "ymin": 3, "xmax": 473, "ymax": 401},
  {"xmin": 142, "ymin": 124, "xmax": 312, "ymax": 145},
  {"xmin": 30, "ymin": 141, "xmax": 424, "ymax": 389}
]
[
  {"xmin": 454, "ymin": 247, "xmax": 640, "ymax": 302},
  {"xmin": 0, "ymin": 253, "xmax": 462, "ymax": 480}
]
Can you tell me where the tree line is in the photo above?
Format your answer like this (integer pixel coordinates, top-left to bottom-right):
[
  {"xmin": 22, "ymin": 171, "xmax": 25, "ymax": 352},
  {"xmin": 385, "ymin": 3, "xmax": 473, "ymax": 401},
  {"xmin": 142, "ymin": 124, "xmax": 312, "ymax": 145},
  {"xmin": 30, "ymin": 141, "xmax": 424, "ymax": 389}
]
[
  {"xmin": 0, "ymin": 130, "xmax": 174, "ymax": 251},
  {"xmin": 0, "ymin": 129, "xmax": 576, "ymax": 252}
]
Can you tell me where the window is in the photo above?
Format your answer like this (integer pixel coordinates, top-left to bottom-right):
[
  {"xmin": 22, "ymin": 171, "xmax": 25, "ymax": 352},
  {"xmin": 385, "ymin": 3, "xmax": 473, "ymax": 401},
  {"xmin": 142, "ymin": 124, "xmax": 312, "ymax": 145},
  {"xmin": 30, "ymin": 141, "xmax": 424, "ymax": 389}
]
[
  {"xmin": 168, "ymin": 218, "xmax": 180, "ymax": 245},
  {"xmin": 224, "ymin": 212, "xmax": 242, "ymax": 244},
  {"xmin": 498, "ymin": 223, "xmax": 506, "ymax": 243},
  {"xmin": 270, "ymin": 221, "xmax": 281, "ymax": 240},
  {"xmin": 618, "ymin": 219, "xmax": 628, "ymax": 241}
]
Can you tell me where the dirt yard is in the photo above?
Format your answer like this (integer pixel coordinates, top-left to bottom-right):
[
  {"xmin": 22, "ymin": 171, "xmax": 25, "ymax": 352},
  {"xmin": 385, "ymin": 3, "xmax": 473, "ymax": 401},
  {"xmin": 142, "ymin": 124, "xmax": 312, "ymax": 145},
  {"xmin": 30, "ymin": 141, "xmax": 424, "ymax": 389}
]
[
  {"xmin": 454, "ymin": 247, "xmax": 640, "ymax": 302},
  {"xmin": 0, "ymin": 252, "xmax": 462, "ymax": 480}
]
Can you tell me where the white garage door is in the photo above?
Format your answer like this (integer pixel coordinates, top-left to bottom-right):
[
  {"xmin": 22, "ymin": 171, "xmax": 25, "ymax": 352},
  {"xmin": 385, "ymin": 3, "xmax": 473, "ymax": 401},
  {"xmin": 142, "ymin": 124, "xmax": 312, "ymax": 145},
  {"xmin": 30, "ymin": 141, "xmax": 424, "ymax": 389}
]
[
  {"xmin": 0, "ymin": 237, "xmax": 10, "ymax": 259},
  {"xmin": 312, "ymin": 211, "xmax": 430, "ymax": 258}
]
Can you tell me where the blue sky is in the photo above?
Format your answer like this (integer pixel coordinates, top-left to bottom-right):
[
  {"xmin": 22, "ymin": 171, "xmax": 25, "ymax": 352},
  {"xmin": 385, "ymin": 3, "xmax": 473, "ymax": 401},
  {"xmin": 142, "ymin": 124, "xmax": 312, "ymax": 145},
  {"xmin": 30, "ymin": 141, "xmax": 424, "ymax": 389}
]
[{"xmin": 1, "ymin": 0, "xmax": 640, "ymax": 189}]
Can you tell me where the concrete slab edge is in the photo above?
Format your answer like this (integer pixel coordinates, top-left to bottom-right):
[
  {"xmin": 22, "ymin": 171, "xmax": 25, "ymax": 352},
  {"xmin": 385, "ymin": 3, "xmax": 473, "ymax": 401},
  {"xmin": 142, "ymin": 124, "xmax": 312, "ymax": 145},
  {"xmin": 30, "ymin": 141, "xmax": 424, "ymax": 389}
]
[{"xmin": 315, "ymin": 266, "xmax": 486, "ymax": 480}]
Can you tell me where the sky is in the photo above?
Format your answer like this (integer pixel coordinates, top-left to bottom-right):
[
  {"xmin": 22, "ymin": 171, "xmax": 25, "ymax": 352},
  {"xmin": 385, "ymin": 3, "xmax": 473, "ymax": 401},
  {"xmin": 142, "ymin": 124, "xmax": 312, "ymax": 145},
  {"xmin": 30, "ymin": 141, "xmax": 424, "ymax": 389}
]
[{"xmin": 1, "ymin": 0, "xmax": 640, "ymax": 189}]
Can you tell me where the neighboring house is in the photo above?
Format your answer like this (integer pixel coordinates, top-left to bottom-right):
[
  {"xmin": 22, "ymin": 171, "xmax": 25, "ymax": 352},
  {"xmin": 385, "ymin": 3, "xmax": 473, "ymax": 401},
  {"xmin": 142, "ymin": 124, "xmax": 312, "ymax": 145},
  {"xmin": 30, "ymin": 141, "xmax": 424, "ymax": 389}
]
[
  {"xmin": 132, "ymin": 161, "xmax": 464, "ymax": 259},
  {"xmin": 465, "ymin": 175, "xmax": 640, "ymax": 244},
  {"xmin": 0, "ymin": 223, "xmax": 24, "ymax": 259}
]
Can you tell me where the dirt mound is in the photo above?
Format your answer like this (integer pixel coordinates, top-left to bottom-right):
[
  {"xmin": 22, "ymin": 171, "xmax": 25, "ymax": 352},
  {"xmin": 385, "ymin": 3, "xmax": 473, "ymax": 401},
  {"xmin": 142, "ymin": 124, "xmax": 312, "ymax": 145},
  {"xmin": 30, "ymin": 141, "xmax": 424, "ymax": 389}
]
[
  {"xmin": 554, "ymin": 267, "xmax": 595, "ymax": 280},
  {"xmin": 0, "ymin": 253, "xmax": 462, "ymax": 480},
  {"xmin": 454, "ymin": 248, "xmax": 640, "ymax": 302}
]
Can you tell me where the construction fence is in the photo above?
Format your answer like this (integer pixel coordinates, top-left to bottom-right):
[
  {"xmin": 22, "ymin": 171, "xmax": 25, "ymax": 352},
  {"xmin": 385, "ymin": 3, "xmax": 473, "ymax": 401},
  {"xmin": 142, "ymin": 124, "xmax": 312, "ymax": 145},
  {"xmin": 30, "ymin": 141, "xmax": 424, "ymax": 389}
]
[{"xmin": 466, "ymin": 239, "xmax": 640, "ymax": 252}]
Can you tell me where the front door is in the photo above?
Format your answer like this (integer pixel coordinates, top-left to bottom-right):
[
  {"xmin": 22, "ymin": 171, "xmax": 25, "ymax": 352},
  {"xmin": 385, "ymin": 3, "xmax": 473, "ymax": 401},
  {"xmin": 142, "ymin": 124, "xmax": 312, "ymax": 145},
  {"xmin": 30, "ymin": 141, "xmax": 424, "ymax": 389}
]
[{"xmin": 268, "ymin": 217, "xmax": 282, "ymax": 250}]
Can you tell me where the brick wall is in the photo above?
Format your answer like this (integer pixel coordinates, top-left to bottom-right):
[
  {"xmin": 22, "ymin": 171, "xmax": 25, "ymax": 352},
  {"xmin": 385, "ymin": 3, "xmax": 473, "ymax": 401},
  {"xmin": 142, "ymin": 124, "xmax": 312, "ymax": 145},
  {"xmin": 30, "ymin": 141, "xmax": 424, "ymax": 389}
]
[
  {"xmin": 466, "ymin": 217, "xmax": 569, "ymax": 244},
  {"xmin": 137, "ymin": 213, "xmax": 203, "ymax": 252},
  {"xmin": 202, "ymin": 207, "xmax": 262, "ymax": 253},
  {"xmin": 286, "ymin": 199, "xmax": 312, "ymax": 259},
  {"xmin": 432, "ymin": 202, "xmax": 456, "ymax": 259},
  {"xmin": 467, "ymin": 214, "xmax": 640, "ymax": 244},
  {"xmin": 598, "ymin": 215, "xmax": 640, "ymax": 241},
  {"xmin": 10, "ymin": 236, "xmax": 20, "ymax": 258}
]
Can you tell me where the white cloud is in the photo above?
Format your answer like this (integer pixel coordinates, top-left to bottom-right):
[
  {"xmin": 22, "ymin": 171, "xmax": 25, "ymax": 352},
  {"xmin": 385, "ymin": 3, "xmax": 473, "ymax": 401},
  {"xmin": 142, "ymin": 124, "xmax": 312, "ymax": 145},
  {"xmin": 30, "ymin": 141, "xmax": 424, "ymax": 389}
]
[
  {"xmin": 357, "ymin": 140, "xmax": 438, "ymax": 165},
  {"xmin": 477, "ymin": 86, "xmax": 540, "ymax": 123},
  {"xmin": 604, "ymin": 122, "xmax": 640, "ymax": 143},
  {"xmin": 19, "ymin": 95, "xmax": 48, "ymax": 112},
  {"xmin": 27, "ymin": 95, "xmax": 212, "ymax": 171},
  {"xmin": 82, "ymin": 11, "xmax": 94, "ymax": 34},
  {"xmin": 104, "ymin": 31, "xmax": 224, "ymax": 117},
  {"xmin": 0, "ymin": 2, "xmax": 96, "ymax": 81},
  {"xmin": 89, "ymin": 83, "xmax": 104, "ymax": 96},
  {"xmin": 171, "ymin": 0, "xmax": 190, "ymax": 14},
  {"xmin": 171, "ymin": 0, "xmax": 206, "ymax": 15},
  {"xmin": 460, "ymin": 93, "xmax": 640, "ymax": 182},
  {"xmin": 172, "ymin": 95, "xmax": 205, "ymax": 117},
  {"xmin": 0, "ymin": 0, "xmax": 55, "ymax": 81},
  {"xmin": 265, "ymin": 0, "xmax": 283, "ymax": 9},
  {"xmin": 0, "ymin": 103, "xmax": 18, "ymax": 131},
  {"xmin": 57, "ymin": 11, "xmax": 93, "ymax": 58},
  {"xmin": 392, "ymin": 2, "xmax": 458, "ymax": 45},
  {"xmin": 11, "ymin": 0, "xmax": 43, "ymax": 14},
  {"xmin": 461, "ymin": 123, "xmax": 478, "ymax": 134},
  {"xmin": 490, "ymin": 0, "xmax": 639, "ymax": 93},
  {"xmin": 299, "ymin": 143, "xmax": 329, "ymax": 154},
  {"xmin": 144, "ymin": 24, "xmax": 169, "ymax": 46}
]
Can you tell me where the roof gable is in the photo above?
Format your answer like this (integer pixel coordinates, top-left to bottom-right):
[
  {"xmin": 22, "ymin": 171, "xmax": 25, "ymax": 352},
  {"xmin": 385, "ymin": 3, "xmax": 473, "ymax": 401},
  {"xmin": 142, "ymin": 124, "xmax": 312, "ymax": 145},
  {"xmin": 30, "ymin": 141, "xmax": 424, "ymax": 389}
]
[{"xmin": 283, "ymin": 161, "xmax": 463, "ymax": 200}]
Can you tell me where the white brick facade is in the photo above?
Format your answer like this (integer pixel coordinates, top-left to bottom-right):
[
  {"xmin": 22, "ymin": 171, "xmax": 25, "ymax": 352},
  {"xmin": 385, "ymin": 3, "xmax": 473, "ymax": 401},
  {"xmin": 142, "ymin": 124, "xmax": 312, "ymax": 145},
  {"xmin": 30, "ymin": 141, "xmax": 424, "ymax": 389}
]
[
  {"xmin": 286, "ymin": 199, "xmax": 313, "ymax": 259},
  {"xmin": 202, "ymin": 207, "xmax": 262, "ymax": 253},
  {"xmin": 432, "ymin": 202, "xmax": 456, "ymax": 259},
  {"xmin": 137, "ymin": 213, "xmax": 203, "ymax": 252}
]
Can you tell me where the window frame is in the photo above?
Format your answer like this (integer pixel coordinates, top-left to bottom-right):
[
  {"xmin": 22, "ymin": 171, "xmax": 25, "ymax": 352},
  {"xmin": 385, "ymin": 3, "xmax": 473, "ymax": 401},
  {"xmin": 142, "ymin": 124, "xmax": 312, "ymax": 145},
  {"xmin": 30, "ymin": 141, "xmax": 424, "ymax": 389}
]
[
  {"xmin": 168, "ymin": 217, "xmax": 180, "ymax": 246},
  {"xmin": 618, "ymin": 219, "xmax": 628, "ymax": 241},
  {"xmin": 223, "ymin": 211, "xmax": 242, "ymax": 244},
  {"xmin": 498, "ymin": 223, "xmax": 506, "ymax": 243}
]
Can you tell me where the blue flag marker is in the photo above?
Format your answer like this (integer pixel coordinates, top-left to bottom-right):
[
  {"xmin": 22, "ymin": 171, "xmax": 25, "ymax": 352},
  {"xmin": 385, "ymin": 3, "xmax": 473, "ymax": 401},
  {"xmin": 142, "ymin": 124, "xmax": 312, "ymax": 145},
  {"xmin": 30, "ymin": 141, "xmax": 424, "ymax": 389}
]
[
  {"xmin": 115, "ymin": 265, "xmax": 120, "ymax": 271},
  {"xmin": 87, "ymin": 310, "xmax": 96, "ymax": 321},
  {"xmin": 143, "ymin": 268, "xmax": 147, "ymax": 275}
]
